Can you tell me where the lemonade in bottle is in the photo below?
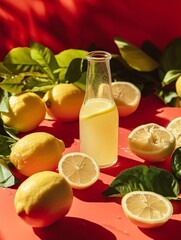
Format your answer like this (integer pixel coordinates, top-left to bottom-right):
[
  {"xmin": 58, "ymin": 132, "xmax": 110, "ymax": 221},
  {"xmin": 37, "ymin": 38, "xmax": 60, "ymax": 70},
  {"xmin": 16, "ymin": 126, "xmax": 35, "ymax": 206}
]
[{"xmin": 79, "ymin": 51, "xmax": 118, "ymax": 168}]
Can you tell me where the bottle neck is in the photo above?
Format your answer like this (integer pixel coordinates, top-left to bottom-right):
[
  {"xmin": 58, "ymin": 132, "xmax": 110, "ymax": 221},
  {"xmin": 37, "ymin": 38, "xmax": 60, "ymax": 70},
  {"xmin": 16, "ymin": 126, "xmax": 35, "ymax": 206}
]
[{"xmin": 84, "ymin": 51, "xmax": 114, "ymax": 102}]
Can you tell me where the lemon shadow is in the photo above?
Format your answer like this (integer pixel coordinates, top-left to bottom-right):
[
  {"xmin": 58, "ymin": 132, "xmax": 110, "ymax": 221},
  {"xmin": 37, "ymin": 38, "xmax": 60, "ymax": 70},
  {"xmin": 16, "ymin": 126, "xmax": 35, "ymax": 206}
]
[
  {"xmin": 72, "ymin": 179, "xmax": 120, "ymax": 204},
  {"xmin": 33, "ymin": 216, "xmax": 116, "ymax": 240},
  {"xmin": 139, "ymin": 218, "xmax": 181, "ymax": 240},
  {"xmin": 119, "ymin": 95, "xmax": 170, "ymax": 130}
]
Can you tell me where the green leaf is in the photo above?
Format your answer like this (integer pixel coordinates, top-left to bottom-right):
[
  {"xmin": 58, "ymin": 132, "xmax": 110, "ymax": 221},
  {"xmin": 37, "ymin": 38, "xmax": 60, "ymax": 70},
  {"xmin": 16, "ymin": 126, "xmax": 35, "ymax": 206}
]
[
  {"xmin": 114, "ymin": 36, "xmax": 159, "ymax": 72},
  {"xmin": 0, "ymin": 74, "xmax": 24, "ymax": 94},
  {"xmin": 22, "ymin": 76, "xmax": 55, "ymax": 92},
  {"xmin": 0, "ymin": 118, "xmax": 19, "ymax": 140},
  {"xmin": 0, "ymin": 162, "xmax": 19, "ymax": 188},
  {"xmin": 56, "ymin": 49, "xmax": 88, "ymax": 67},
  {"xmin": 159, "ymin": 37, "xmax": 181, "ymax": 75},
  {"xmin": 141, "ymin": 40, "xmax": 162, "ymax": 62},
  {"xmin": 0, "ymin": 89, "xmax": 9, "ymax": 112},
  {"xmin": 0, "ymin": 134, "xmax": 17, "ymax": 157},
  {"xmin": 0, "ymin": 72, "xmax": 54, "ymax": 94},
  {"xmin": 102, "ymin": 165, "xmax": 179, "ymax": 200},
  {"xmin": 30, "ymin": 41, "xmax": 59, "ymax": 82},
  {"xmin": 56, "ymin": 49, "xmax": 88, "ymax": 81},
  {"xmin": 3, "ymin": 47, "xmax": 40, "ymax": 74},
  {"xmin": 157, "ymin": 90, "xmax": 178, "ymax": 105},
  {"xmin": 147, "ymin": 166, "xmax": 179, "ymax": 200},
  {"xmin": 103, "ymin": 165, "xmax": 150, "ymax": 197},
  {"xmin": 162, "ymin": 69, "xmax": 181, "ymax": 87},
  {"xmin": 171, "ymin": 147, "xmax": 181, "ymax": 182},
  {"xmin": 73, "ymin": 72, "xmax": 86, "ymax": 91},
  {"xmin": 65, "ymin": 58, "xmax": 83, "ymax": 83},
  {"xmin": 0, "ymin": 62, "xmax": 13, "ymax": 75}
]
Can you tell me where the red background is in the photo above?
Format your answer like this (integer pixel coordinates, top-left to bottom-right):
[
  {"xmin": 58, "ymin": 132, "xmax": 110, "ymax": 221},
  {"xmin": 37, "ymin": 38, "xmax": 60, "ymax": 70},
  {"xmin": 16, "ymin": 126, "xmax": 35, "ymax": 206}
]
[{"xmin": 0, "ymin": 0, "xmax": 181, "ymax": 60}]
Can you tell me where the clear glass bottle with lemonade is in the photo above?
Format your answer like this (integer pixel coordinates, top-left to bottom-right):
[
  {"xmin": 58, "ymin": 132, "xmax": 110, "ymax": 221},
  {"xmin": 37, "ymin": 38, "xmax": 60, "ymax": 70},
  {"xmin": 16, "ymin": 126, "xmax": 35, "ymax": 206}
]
[{"xmin": 79, "ymin": 51, "xmax": 119, "ymax": 168}]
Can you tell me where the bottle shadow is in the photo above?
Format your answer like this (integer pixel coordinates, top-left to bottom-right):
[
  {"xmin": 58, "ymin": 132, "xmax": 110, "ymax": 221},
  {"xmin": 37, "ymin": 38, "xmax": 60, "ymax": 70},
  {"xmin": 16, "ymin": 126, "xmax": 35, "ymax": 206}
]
[{"xmin": 27, "ymin": 119, "xmax": 80, "ymax": 148}]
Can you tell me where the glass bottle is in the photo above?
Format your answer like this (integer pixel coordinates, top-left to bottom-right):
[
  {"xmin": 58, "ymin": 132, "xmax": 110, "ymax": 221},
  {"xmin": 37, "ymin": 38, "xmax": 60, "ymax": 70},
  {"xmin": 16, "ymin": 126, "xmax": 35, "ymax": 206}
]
[{"xmin": 79, "ymin": 51, "xmax": 119, "ymax": 168}]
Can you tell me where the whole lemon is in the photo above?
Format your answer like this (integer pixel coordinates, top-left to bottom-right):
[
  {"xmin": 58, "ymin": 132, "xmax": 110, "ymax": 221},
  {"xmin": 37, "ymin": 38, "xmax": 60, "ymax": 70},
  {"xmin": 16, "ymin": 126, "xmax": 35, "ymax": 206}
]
[
  {"xmin": 1, "ymin": 92, "xmax": 46, "ymax": 132},
  {"xmin": 9, "ymin": 132, "xmax": 65, "ymax": 176},
  {"xmin": 43, "ymin": 83, "xmax": 85, "ymax": 122},
  {"xmin": 14, "ymin": 171, "xmax": 73, "ymax": 228}
]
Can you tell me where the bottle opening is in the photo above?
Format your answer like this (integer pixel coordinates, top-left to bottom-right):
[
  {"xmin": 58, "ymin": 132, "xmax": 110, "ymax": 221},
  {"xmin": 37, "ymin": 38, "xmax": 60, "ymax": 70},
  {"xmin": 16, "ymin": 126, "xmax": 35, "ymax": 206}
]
[{"xmin": 86, "ymin": 51, "xmax": 112, "ymax": 61}]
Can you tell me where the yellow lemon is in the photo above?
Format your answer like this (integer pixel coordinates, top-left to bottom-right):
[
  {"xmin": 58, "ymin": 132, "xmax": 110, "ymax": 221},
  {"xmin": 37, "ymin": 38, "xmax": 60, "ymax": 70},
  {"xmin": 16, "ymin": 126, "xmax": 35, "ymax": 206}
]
[
  {"xmin": 122, "ymin": 191, "xmax": 173, "ymax": 228},
  {"xmin": 14, "ymin": 171, "xmax": 73, "ymax": 228},
  {"xmin": 43, "ymin": 83, "xmax": 85, "ymax": 122},
  {"xmin": 166, "ymin": 117, "xmax": 181, "ymax": 149},
  {"xmin": 111, "ymin": 81, "xmax": 141, "ymax": 117},
  {"xmin": 9, "ymin": 132, "xmax": 65, "ymax": 176},
  {"xmin": 128, "ymin": 123, "xmax": 175, "ymax": 162},
  {"xmin": 58, "ymin": 152, "xmax": 100, "ymax": 189},
  {"xmin": 1, "ymin": 92, "xmax": 46, "ymax": 132}
]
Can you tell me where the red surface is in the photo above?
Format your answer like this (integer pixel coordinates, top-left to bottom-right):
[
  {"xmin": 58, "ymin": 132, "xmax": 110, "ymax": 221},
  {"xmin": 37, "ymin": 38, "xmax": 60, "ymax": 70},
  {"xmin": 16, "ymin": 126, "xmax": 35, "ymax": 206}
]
[{"xmin": 0, "ymin": 94, "xmax": 181, "ymax": 240}]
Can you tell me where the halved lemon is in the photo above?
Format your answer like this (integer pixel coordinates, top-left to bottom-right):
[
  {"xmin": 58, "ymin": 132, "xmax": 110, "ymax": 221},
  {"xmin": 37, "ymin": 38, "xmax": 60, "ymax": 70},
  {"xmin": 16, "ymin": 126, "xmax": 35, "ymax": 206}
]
[
  {"xmin": 166, "ymin": 117, "xmax": 181, "ymax": 149},
  {"xmin": 121, "ymin": 191, "xmax": 173, "ymax": 228},
  {"xmin": 111, "ymin": 81, "xmax": 141, "ymax": 117},
  {"xmin": 128, "ymin": 123, "xmax": 175, "ymax": 162},
  {"xmin": 58, "ymin": 152, "xmax": 100, "ymax": 189}
]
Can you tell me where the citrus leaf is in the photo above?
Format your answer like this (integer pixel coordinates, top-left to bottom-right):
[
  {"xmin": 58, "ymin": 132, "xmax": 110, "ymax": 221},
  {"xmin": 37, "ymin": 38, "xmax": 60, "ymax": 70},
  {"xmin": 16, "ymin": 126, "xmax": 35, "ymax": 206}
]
[
  {"xmin": 0, "ymin": 134, "xmax": 17, "ymax": 157},
  {"xmin": 0, "ymin": 75, "xmax": 24, "ymax": 94},
  {"xmin": 56, "ymin": 49, "xmax": 88, "ymax": 82},
  {"xmin": 141, "ymin": 40, "xmax": 162, "ymax": 62},
  {"xmin": 103, "ymin": 165, "xmax": 150, "ymax": 197},
  {"xmin": 0, "ymin": 89, "xmax": 9, "ymax": 113},
  {"xmin": 148, "ymin": 166, "xmax": 179, "ymax": 200},
  {"xmin": 0, "ymin": 162, "xmax": 19, "ymax": 188},
  {"xmin": 159, "ymin": 37, "xmax": 181, "ymax": 74},
  {"xmin": 0, "ymin": 72, "xmax": 54, "ymax": 94},
  {"xmin": 55, "ymin": 49, "xmax": 88, "ymax": 67},
  {"xmin": 162, "ymin": 69, "xmax": 181, "ymax": 87},
  {"xmin": 0, "ymin": 62, "xmax": 13, "ymax": 75},
  {"xmin": 171, "ymin": 147, "xmax": 181, "ymax": 182},
  {"xmin": 21, "ymin": 74, "xmax": 55, "ymax": 92},
  {"xmin": 157, "ymin": 90, "xmax": 179, "ymax": 106},
  {"xmin": 114, "ymin": 37, "xmax": 159, "ymax": 72},
  {"xmin": 102, "ymin": 165, "xmax": 179, "ymax": 200},
  {"xmin": 3, "ymin": 47, "xmax": 40, "ymax": 74},
  {"xmin": 65, "ymin": 58, "xmax": 83, "ymax": 83},
  {"xmin": 30, "ymin": 41, "xmax": 59, "ymax": 82},
  {"xmin": 73, "ymin": 72, "xmax": 86, "ymax": 91},
  {"xmin": 0, "ymin": 118, "xmax": 19, "ymax": 140}
]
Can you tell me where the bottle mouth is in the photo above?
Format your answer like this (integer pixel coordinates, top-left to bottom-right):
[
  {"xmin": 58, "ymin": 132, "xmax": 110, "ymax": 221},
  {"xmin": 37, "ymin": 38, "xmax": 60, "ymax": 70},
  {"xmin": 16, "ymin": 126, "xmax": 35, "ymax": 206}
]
[{"xmin": 86, "ymin": 51, "xmax": 112, "ymax": 61}]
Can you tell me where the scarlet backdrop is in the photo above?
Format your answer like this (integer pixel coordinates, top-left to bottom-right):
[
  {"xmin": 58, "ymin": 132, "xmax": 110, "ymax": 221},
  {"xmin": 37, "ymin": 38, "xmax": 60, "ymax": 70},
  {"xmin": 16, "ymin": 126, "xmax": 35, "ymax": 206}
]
[{"xmin": 0, "ymin": 0, "xmax": 180, "ymax": 60}]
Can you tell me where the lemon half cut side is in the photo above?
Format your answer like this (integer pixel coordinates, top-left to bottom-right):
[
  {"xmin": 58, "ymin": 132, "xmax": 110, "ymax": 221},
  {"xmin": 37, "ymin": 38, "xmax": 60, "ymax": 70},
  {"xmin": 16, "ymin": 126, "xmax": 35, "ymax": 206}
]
[
  {"xmin": 121, "ymin": 191, "xmax": 173, "ymax": 228},
  {"xmin": 58, "ymin": 152, "xmax": 100, "ymax": 189},
  {"xmin": 128, "ymin": 123, "xmax": 175, "ymax": 162}
]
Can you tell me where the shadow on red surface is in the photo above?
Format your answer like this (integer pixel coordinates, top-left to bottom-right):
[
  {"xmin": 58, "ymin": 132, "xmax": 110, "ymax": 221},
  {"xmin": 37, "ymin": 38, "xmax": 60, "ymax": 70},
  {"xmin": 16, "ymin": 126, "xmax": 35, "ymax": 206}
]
[
  {"xmin": 140, "ymin": 218, "xmax": 181, "ymax": 240},
  {"xmin": 33, "ymin": 216, "xmax": 116, "ymax": 240}
]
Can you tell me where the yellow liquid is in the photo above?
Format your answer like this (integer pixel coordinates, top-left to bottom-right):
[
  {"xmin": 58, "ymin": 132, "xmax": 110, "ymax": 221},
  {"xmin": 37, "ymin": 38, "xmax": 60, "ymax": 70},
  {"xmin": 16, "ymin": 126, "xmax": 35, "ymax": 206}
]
[{"xmin": 79, "ymin": 98, "xmax": 118, "ymax": 168}]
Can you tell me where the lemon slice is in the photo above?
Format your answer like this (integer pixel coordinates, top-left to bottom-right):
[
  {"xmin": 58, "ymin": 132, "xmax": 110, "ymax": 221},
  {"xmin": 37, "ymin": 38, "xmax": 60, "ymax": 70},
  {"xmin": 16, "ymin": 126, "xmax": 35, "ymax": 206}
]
[
  {"xmin": 167, "ymin": 117, "xmax": 181, "ymax": 149},
  {"xmin": 58, "ymin": 152, "xmax": 100, "ymax": 189},
  {"xmin": 121, "ymin": 191, "xmax": 173, "ymax": 228},
  {"xmin": 128, "ymin": 123, "xmax": 175, "ymax": 162},
  {"xmin": 111, "ymin": 81, "xmax": 141, "ymax": 117}
]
